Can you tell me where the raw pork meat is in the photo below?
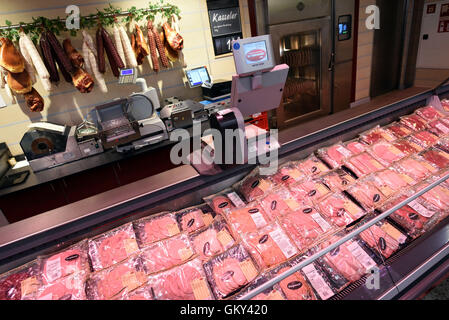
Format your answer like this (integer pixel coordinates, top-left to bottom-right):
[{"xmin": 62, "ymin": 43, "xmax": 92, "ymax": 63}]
[
  {"xmin": 298, "ymin": 154, "xmax": 330, "ymax": 177},
  {"xmin": 233, "ymin": 168, "xmax": 276, "ymax": 202},
  {"xmin": 36, "ymin": 272, "xmax": 86, "ymax": 300},
  {"xmin": 276, "ymin": 266, "xmax": 316, "ymax": 300},
  {"xmin": 88, "ymin": 223, "xmax": 140, "ymax": 271},
  {"xmin": 0, "ymin": 261, "xmax": 39, "ymax": 300},
  {"xmin": 400, "ymin": 114, "xmax": 428, "ymax": 131},
  {"xmin": 175, "ymin": 204, "xmax": 215, "ymax": 234},
  {"xmin": 133, "ymin": 212, "xmax": 180, "ymax": 248},
  {"xmin": 114, "ymin": 285, "xmax": 153, "ymax": 300},
  {"xmin": 320, "ymin": 169, "xmax": 356, "ymax": 192},
  {"xmin": 392, "ymin": 138, "xmax": 423, "ymax": 155},
  {"xmin": 407, "ymin": 130, "xmax": 439, "ymax": 148},
  {"xmin": 359, "ymin": 126, "xmax": 396, "ymax": 145},
  {"xmin": 317, "ymin": 143, "xmax": 353, "ymax": 169},
  {"xmin": 359, "ymin": 223, "xmax": 401, "ymax": 259},
  {"xmin": 288, "ymin": 178, "xmax": 330, "ymax": 205},
  {"xmin": 147, "ymin": 258, "xmax": 213, "ymax": 300},
  {"xmin": 344, "ymin": 140, "xmax": 368, "ymax": 155},
  {"xmin": 269, "ymin": 161, "xmax": 307, "ymax": 186},
  {"xmin": 346, "ymin": 181, "xmax": 385, "ymax": 210},
  {"xmin": 418, "ymin": 148, "xmax": 449, "ymax": 170},
  {"xmin": 226, "ymin": 204, "xmax": 272, "ymax": 235},
  {"xmin": 368, "ymin": 140, "xmax": 406, "ymax": 166},
  {"xmin": 242, "ymin": 222, "xmax": 298, "ymax": 269},
  {"xmin": 204, "ymin": 188, "xmax": 246, "ymax": 215},
  {"xmin": 392, "ymin": 157, "xmax": 437, "ymax": 181},
  {"xmin": 317, "ymin": 193, "xmax": 366, "ymax": 227},
  {"xmin": 344, "ymin": 152, "xmax": 385, "ymax": 177},
  {"xmin": 427, "ymin": 119, "xmax": 449, "ymax": 137},
  {"xmin": 203, "ymin": 244, "xmax": 259, "ymax": 299},
  {"xmin": 383, "ymin": 122, "xmax": 413, "ymax": 139},
  {"xmin": 258, "ymin": 187, "xmax": 299, "ymax": 219},
  {"xmin": 370, "ymin": 169, "xmax": 413, "ymax": 198},
  {"xmin": 416, "ymin": 105, "xmax": 446, "ymax": 122}
]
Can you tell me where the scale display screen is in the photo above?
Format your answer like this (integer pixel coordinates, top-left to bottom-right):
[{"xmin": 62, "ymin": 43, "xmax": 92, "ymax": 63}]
[
  {"xmin": 120, "ymin": 69, "xmax": 134, "ymax": 76},
  {"xmin": 185, "ymin": 67, "xmax": 211, "ymax": 88},
  {"xmin": 243, "ymin": 40, "xmax": 269, "ymax": 65},
  {"xmin": 118, "ymin": 68, "xmax": 137, "ymax": 84}
]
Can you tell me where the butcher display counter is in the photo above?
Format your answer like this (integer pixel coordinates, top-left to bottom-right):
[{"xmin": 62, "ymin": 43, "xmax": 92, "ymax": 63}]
[{"xmin": 1, "ymin": 85, "xmax": 449, "ymax": 300}]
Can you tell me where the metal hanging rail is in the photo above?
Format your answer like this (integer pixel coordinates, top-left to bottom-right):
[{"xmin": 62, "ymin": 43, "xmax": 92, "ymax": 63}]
[{"xmin": 238, "ymin": 171, "xmax": 449, "ymax": 300}]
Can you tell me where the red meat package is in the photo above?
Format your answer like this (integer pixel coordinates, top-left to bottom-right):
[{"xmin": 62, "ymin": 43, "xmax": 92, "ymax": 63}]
[
  {"xmin": 370, "ymin": 169, "xmax": 414, "ymax": 198},
  {"xmin": 257, "ymin": 187, "xmax": 299, "ymax": 219},
  {"xmin": 320, "ymin": 169, "xmax": 357, "ymax": 192},
  {"xmin": 114, "ymin": 284, "xmax": 154, "ymax": 300},
  {"xmin": 344, "ymin": 152, "xmax": 385, "ymax": 177},
  {"xmin": 358, "ymin": 222, "xmax": 403, "ymax": 259},
  {"xmin": 418, "ymin": 148, "xmax": 449, "ymax": 170},
  {"xmin": 427, "ymin": 119, "xmax": 449, "ymax": 137},
  {"xmin": 85, "ymin": 255, "xmax": 147, "ymax": 300},
  {"xmin": 416, "ymin": 105, "xmax": 446, "ymax": 122},
  {"xmin": 392, "ymin": 138, "xmax": 423, "ymax": 156},
  {"xmin": 316, "ymin": 143, "xmax": 354, "ymax": 169},
  {"xmin": 147, "ymin": 258, "xmax": 214, "ymax": 300},
  {"xmin": 288, "ymin": 178, "xmax": 331, "ymax": 205},
  {"xmin": 436, "ymin": 136, "xmax": 449, "ymax": 154},
  {"xmin": 392, "ymin": 156, "xmax": 438, "ymax": 181},
  {"xmin": 407, "ymin": 130, "xmax": 439, "ymax": 148},
  {"xmin": 140, "ymin": 234, "xmax": 195, "ymax": 274},
  {"xmin": 0, "ymin": 261, "xmax": 40, "ymax": 300},
  {"xmin": 37, "ymin": 240, "xmax": 89, "ymax": 285},
  {"xmin": 383, "ymin": 122, "xmax": 413, "ymax": 139},
  {"xmin": 269, "ymin": 161, "xmax": 307, "ymax": 186},
  {"xmin": 317, "ymin": 193, "xmax": 366, "ymax": 227},
  {"xmin": 203, "ymin": 188, "xmax": 246, "ymax": 215},
  {"xmin": 367, "ymin": 140, "xmax": 407, "ymax": 166},
  {"xmin": 232, "ymin": 275, "xmax": 288, "ymax": 300},
  {"xmin": 346, "ymin": 180, "xmax": 386, "ymax": 210},
  {"xmin": 36, "ymin": 272, "xmax": 86, "ymax": 300},
  {"xmin": 279, "ymin": 205, "xmax": 336, "ymax": 252},
  {"xmin": 133, "ymin": 212, "xmax": 180, "ymax": 248},
  {"xmin": 241, "ymin": 222, "xmax": 299, "ymax": 269},
  {"xmin": 203, "ymin": 244, "xmax": 259, "ymax": 299},
  {"xmin": 225, "ymin": 204, "xmax": 272, "ymax": 235},
  {"xmin": 344, "ymin": 139, "xmax": 369, "ymax": 155},
  {"xmin": 400, "ymin": 114, "xmax": 428, "ymax": 131},
  {"xmin": 88, "ymin": 223, "xmax": 140, "ymax": 271},
  {"xmin": 190, "ymin": 216, "xmax": 236, "ymax": 261},
  {"xmin": 175, "ymin": 204, "xmax": 215, "ymax": 234},
  {"xmin": 297, "ymin": 154, "xmax": 330, "ymax": 177},
  {"xmin": 415, "ymin": 177, "xmax": 449, "ymax": 211},
  {"xmin": 359, "ymin": 126, "xmax": 396, "ymax": 145},
  {"xmin": 233, "ymin": 168, "xmax": 277, "ymax": 203}
]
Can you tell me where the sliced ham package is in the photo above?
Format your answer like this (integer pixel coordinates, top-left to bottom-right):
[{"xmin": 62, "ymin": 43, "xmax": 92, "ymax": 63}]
[
  {"xmin": 369, "ymin": 169, "xmax": 414, "ymax": 198},
  {"xmin": 357, "ymin": 222, "xmax": 404, "ymax": 259},
  {"xmin": 297, "ymin": 154, "xmax": 330, "ymax": 177},
  {"xmin": 346, "ymin": 180, "xmax": 386, "ymax": 211},
  {"xmin": 418, "ymin": 148, "xmax": 449, "ymax": 170},
  {"xmin": 288, "ymin": 178, "xmax": 331, "ymax": 206},
  {"xmin": 114, "ymin": 284, "xmax": 154, "ymax": 300},
  {"xmin": 203, "ymin": 244, "xmax": 260, "ymax": 299},
  {"xmin": 400, "ymin": 114, "xmax": 428, "ymax": 132},
  {"xmin": 359, "ymin": 126, "xmax": 396, "ymax": 145},
  {"xmin": 231, "ymin": 272, "xmax": 288, "ymax": 301},
  {"xmin": 147, "ymin": 258, "xmax": 214, "ymax": 300},
  {"xmin": 407, "ymin": 130, "xmax": 439, "ymax": 148},
  {"xmin": 392, "ymin": 156, "xmax": 438, "ymax": 181},
  {"xmin": 269, "ymin": 161, "xmax": 307, "ymax": 186},
  {"xmin": 140, "ymin": 233, "xmax": 195, "ymax": 275},
  {"xmin": 225, "ymin": 203, "xmax": 272, "ymax": 236},
  {"xmin": 37, "ymin": 240, "xmax": 89, "ymax": 285},
  {"xmin": 316, "ymin": 143, "xmax": 354, "ymax": 169},
  {"xmin": 414, "ymin": 177, "xmax": 449, "ymax": 212},
  {"xmin": 392, "ymin": 138, "xmax": 423, "ymax": 156},
  {"xmin": 383, "ymin": 122, "xmax": 413, "ymax": 139},
  {"xmin": 85, "ymin": 255, "xmax": 147, "ymax": 300},
  {"xmin": 189, "ymin": 216, "xmax": 236, "ymax": 261},
  {"xmin": 367, "ymin": 139, "xmax": 407, "ymax": 166},
  {"xmin": 435, "ymin": 136, "xmax": 449, "ymax": 154},
  {"xmin": 203, "ymin": 188, "xmax": 246, "ymax": 216},
  {"xmin": 233, "ymin": 168, "xmax": 277, "ymax": 203},
  {"xmin": 320, "ymin": 169, "xmax": 357, "ymax": 192},
  {"xmin": 344, "ymin": 139, "xmax": 369, "ymax": 155},
  {"xmin": 317, "ymin": 193, "xmax": 366, "ymax": 227},
  {"xmin": 241, "ymin": 222, "xmax": 299, "ymax": 269},
  {"xmin": 88, "ymin": 223, "xmax": 140, "ymax": 271},
  {"xmin": 427, "ymin": 119, "xmax": 449, "ymax": 137},
  {"xmin": 175, "ymin": 204, "xmax": 215, "ymax": 234},
  {"xmin": 133, "ymin": 212, "xmax": 180, "ymax": 248},
  {"xmin": 344, "ymin": 152, "xmax": 385, "ymax": 178},
  {"xmin": 0, "ymin": 260, "xmax": 40, "ymax": 300},
  {"xmin": 36, "ymin": 271, "xmax": 86, "ymax": 300},
  {"xmin": 415, "ymin": 105, "xmax": 447, "ymax": 122},
  {"xmin": 257, "ymin": 187, "xmax": 299, "ymax": 219}
]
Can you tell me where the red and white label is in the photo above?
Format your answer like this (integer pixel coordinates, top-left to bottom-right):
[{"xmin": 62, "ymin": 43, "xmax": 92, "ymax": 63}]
[
  {"xmin": 269, "ymin": 228, "xmax": 297, "ymax": 258},
  {"xmin": 302, "ymin": 264, "xmax": 334, "ymax": 300}
]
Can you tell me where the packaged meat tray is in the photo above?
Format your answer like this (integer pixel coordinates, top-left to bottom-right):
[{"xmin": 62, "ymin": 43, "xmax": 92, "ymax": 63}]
[
  {"xmin": 85, "ymin": 255, "xmax": 147, "ymax": 300},
  {"xmin": 407, "ymin": 130, "xmax": 439, "ymax": 148},
  {"xmin": 415, "ymin": 105, "xmax": 446, "ymax": 122},
  {"xmin": 392, "ymin": 156, "xmax": 438, "ymax": 181},
  {"xmin": 427, "ymin": 119, "xmax": 449, "ymax": 137},
  {"xmin": 288, "ymin": 178, "xmax": 331, "ymax": 206},
  {"xmin": 392, "ymin": 138, "xmax": 424, "ymax": 156},
  {"xmin": 233, "ymin": 168, "xmax": 277, "ymax": 203},
  {"xmin": 346, "ymin": 180, "xmax": 386, "ymax": 210},
  {"xmin": 320, "ymin": 169, "xmax": 357, "ymax": 192},
  {"xmin": 359, "ymin": 126, "xmax": 396, "ymax": 145},
  {"xmin": 140, "ymin": 234, "xmax": 195, "ymax": 275},
  {"xmin": 370, "ymin": 169, "xmax": 414, "ymax": 198},
  {"xmin": 344, "ymin": 139, "xmax": 368, "ymax": 155},
  {"xmin": 317, "ymin": 193, "xmax": 366, "ymax": 227},
  {"xmin": 37, "ymin": 240, "xmax": 89, "ymax": 285},
  {"xmin": 414, "ymin": 178, "xmax": 449, "ymax": 211},
  {"xmin": 36, "ymin": 272, "xmax": 86, "ymax": 300},
  {"xmin": 316, "ymin": 143, "xmax": 354, "ymax": 169},
  {"xmin": 297, "ymin": 154, "xmax": 330, "ymax": 177},
  {"xmin": 241, "ymin": 222, "xmax": 299, "ymax": 269},
  {"xmin": 231, "ymin": 268, "xmax": 289, "ymax": 300},
  {"xmin": 88, "ymin": 223, "xmax": 140, "ymax": 271},
  {"xmin": 268, "ymin": 161, "xmax": 307, "ymax": 186},
  {"xmin": 175, "ymin": 204, "xmax": 216, "ymax": 234},
  {"xmin": 257, "ymin": 187, "xmax": 299, "ymax": 220},
  {"xmin": 133, "ymin": 212, "xmax": 180, "ymax": 248},
  {"xmin": 190, "ymin": 216, "xmax": 236, "ymax": 261},
  {"xmin": 114, "ymin": 284, "xmax": 154, "ymax": 300},
  {"xmin": 147, "ymin": 258, "xmax": 214, "ymax": 300},
  {"xmin": 383, "ymin": 122, "xmax": 413, "ymax": 139},
  {"xmin": 344, "ymin": 152, "xmax": 385, "ymax": 178},
  {"xmin": 400, "ymin": 114, "xmax": 428, "ymax": 131},
  {"xmin": 418, "ymin": 148, "xmax": 449, "ymax": 170},
  {"xmin": 358, "ymin": 222, "xmax": 404, "ymax": 259},
  {"xmin": 203, "ymin": 188, "xmax": 246, "ymax": 216},
  {"xmin": 203, "ymin": 244, "xmax": 260, "ymax": 299},
  {"xmin": 435, "ymin": 136, "xmax": 449, "ymax": 154},
  {"xmin": 367, "ymin": 140, "xmax": 407, "ymax": 166},
  {"xmin": 225, "ymin": 203, "xmax": 272, "ymax": 235},
  {"xmin": 308, "ymin": 257, "xmax": 349, "ymax": 297},
  {"xmin": 0, "ymin": 260, "xmax": 40, "ymax": 300}
]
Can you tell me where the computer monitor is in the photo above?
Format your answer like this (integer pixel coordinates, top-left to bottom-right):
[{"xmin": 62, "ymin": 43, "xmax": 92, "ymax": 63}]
[
  {"xmin": 185, "ymin": 66, "xmax": 211, "ymax": 88},
  {"xmin": 232, "ymin": 35, "xmax": 276, "ymax": 76}
]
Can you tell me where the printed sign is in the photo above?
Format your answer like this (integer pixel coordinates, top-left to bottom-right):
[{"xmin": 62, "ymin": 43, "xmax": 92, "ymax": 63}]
[
  {"xmin": 427, "ymin": 4, "xmax": 436, "ymax": 14},
  {"xmin": 208, "ymin": 7, "xmax": 242, "ymax": 37}
]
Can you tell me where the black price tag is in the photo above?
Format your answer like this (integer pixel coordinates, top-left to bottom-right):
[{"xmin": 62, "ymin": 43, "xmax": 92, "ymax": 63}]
[{"xmin": 213, "ymin": 32, "xmax": 242, "ymax": 56}]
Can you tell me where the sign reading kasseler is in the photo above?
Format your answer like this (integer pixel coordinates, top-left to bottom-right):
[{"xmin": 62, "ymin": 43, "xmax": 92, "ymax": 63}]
[{"xmin": 208, "ymin": 7, "xmax": 242, "ymax": 37}]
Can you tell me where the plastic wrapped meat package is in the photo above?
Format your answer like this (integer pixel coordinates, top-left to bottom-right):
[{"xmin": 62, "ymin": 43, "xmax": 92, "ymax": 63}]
[
  {"xmin": 317, "ymin": 193, "xmax": 366, "ymax": 227},
  {"xmin": 288, "ymin": 178, "xmax": 330, "ymax": 206},
  {"xmin": 37, "ymin": 240, "xmax": 89, "ymax": 285},
  {"xmin": 358, "ymin": 222, "xmax": 405, "ymax": 259},
  {"xmin": 257, "ymin": 187, "xmax": 299, "ymax": 220},
  {"xmin": 269, "ymin": 161, "xmax": 307, "ymax": 186},
  {"xmin": 297, "ymin": 154, "xmax": 330, "ymax": 177},
  {"xmin": 359, "ymin": 126, "xmax": 396, "ymax": 145},
  {"xmin": 147, "ymin": 258, "xmax": 214, "ymax": 300},
  {"xmin": 88, "ymin": 223, "xmax": 140, "ymax": 271},
  {"xmin": 36, "ymin": 272, "xmax": 86, "ymax": 300},
  {"xmin": 114, "ymin": 284, "xmax": 154, "ymax": 300},
  {"xmin": 225, "ymin": 203, "xmax": 272, "ymax": 235},
  {"xmin": 418, "ymin": 148, "xmax": 449, "ymax": 170},
  {"xmin": 414, "ymin": 177, "xmax": 449, "ymax": 212},
  {"xmin": 316, "ymin": 143, "xmax": 354, "ymax": 169},
  {"xmin": 407, "ymin": 130, "xmax": 439, "ymax": 148},
  {"xmin": 427, "ymin": 119, "xmax": 449, "ymax": 137},
  {"xmin": 367, "ymin": 140, "xmax": 407, "ymax": 166},
  {"xmin": 279, "ymin": 205, "xmax": 336, "ymax": 252},
  {"xmin": 203, "ymin": 188, "xmax": 246, "ymax": 215},
  {"xmin": 0, "ymin": 260, "xmax": 40, "ymax": 300},
  {"xmin": 344, "ymin": 152, "xmax": 385, "ymax": 177},
  {"xmin": 436, "ymin": 136, "xmax": 449, "ymax": 154},
  {"xmin": 85, "ymin": 255, "xmax": 147, "ymax": 300},
  {"xmin": 241, "ymin": 222, "xmax": 299, "ymax": 269},
  {"xmin": 400, "ymin": 114, "xmax": 428, "ymax": 132},
  {"xmin": 231, "ymin": 273, "xmax": 288, "ymax": 300},
  {"xmin": 392, "ymin": 156, "xmax": 438, "ymax": 181},
  {"xmin": 140, "ymin": 234, "xmax": 195, "ymax": 275},
  {"xmin": 346, "ymin": 180, "xmax": 386, "ymax": 210},
  {"xmin": 190, "ymin": 216, "xmax": 236, "ymax": 261},
  {"xmin": 203, "ymin": 244, "xmax": 260, "ymax": 299},
  {"xmin": 344, "ymin": 139, "xmax": 368, "ymax": 155},
  {"xmin": 233, "ymin": 168, "xmax": 277, "ymax": 203},
  {"xmin": 370, "ymin": 169, "xmax": 414, "ymax": 198},
  {"xmin": 175, "ymin": 204, "xmax": 215, "ymax": 234},
  {"xmin": 320, "ymin": 169, "xmax": 357, "ymax": 192},
  {"xmin": 415, "ymin": 105, "xmax": 447, "ymax": 122},
  {"xmin": 392, "ymin": 138, "xmax": 423, "ymax": 156},
  {"xmin": 383, "ymin": 122, "xmax": 413, "ymax": 139},
  {"xmin": 133, "ymin": 212, "xmax": 180, "ymax": 248}
]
